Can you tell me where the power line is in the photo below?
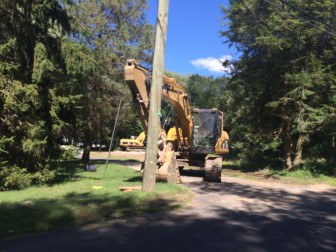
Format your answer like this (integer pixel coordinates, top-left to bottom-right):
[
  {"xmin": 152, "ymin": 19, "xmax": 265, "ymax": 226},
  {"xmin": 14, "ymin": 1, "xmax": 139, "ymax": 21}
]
[{"xmin": 261, "ymin": 0, "xmax": 336, "ymax": 37}]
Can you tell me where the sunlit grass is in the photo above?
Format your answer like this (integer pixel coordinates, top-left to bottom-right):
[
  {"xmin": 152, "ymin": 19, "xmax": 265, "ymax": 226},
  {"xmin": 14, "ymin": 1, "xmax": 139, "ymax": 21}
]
[
  {"xmin": 262, "ymin": 168, "xmax": 336, "ymax": 186},
  {"xmin": 0, "ymin": 163, "xmax": 189, "ymax": 239},
  {"xmin": 222, "ymin": 160, "xmax": 336, "ymax": 186}
]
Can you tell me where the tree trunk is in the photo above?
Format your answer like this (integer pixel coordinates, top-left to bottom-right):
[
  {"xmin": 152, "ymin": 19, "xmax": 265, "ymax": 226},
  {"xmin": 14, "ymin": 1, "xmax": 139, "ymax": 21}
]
[
  {"xmin": 81, "ymin": 145, "xmax": 91, "ymax": 164},
  {"xmin": 284, "ymin": 136, "xmax": 293, "ymax": 170},
  {"xmin": 281, "ymin": 106, "xmax": 293, "ymax": 170},
  {"xmin": 81, "ymin": 116, "xmax": 93, "ymax": 164},
  {"xmin": 293, "ymin": 134, "xmax": 305, "ymax": 168},
  {"xmin": 330, "ymin": 136, "xmax": 335, "ymax": 164}
]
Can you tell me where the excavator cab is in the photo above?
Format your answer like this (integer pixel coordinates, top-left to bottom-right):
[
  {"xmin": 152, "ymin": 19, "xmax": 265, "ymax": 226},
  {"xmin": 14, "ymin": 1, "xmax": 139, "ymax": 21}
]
[{"xmin": 191, "ymin": 108, "xmax": 223, "ymax": 155}]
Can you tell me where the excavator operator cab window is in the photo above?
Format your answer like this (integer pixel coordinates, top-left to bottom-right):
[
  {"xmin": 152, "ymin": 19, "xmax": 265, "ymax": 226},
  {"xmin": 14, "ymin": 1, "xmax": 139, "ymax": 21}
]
[{"xmin": 192, "ymin": 109, "xmax": 222, "ymax": 153}]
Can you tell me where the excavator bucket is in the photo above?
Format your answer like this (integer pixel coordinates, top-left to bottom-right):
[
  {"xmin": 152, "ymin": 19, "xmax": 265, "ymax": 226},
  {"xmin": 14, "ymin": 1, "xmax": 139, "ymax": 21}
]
[
  {"xmin": 156, "ymin": 149, "xmax": 181, "ymax": 183},
  {"xmin": 140, "ymin": 143, "xmax": 181, "ymax": 184}
]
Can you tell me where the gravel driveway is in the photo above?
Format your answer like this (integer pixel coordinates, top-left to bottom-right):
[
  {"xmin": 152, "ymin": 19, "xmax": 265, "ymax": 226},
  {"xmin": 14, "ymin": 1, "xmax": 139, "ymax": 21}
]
[{"xmin": 1, "ymin": 153, "xmax": 336, "ymax": 252}]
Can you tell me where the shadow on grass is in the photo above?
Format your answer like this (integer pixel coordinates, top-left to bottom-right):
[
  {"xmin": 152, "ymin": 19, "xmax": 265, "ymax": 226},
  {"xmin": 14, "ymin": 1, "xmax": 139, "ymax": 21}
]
[
  {"xmin": 50, "ymin": 160, "xmax": 84, "ymax": 185},
  {"xmin": 124, "ymin": 176, "xmax": 143, "ymax": 182},
  {"xmin": 0, "ymin": 190, "xmax": 180, "ymax": 240},
  {"xmin": 222, "ymin": 160, "xmax": 255, "ymax": 173}
]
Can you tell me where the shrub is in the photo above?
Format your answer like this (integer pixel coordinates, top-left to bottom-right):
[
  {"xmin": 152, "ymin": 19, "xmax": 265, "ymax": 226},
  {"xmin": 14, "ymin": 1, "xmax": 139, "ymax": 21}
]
[
  {"xmin": 0, "ymin": 166, "xmax": 33, "ymax": 191},
  {"xmin": 60, "ymin": 145, "xmax": 81, "ymax": 161},
  {"xmin": 31, "ymin": 169, "xmax": 56, "ymax": 186}
]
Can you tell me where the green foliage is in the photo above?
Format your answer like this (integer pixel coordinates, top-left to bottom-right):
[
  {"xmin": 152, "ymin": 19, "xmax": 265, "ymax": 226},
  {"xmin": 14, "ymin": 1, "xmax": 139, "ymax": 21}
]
[
  {"xmin": 221, "ymin": 0, "xmax": 336, "ymax": 170},
  {"xmin": 118, "ymin": 106, "xmax": 143, "ymax": 140},
  {"xmin": 0, "ymin": 0, "xmax": 154, "ymax": 187},
  {"xmin": 62, "ymin": 0, "xmax": 154, "ymax": 162},
  {"xmin": 0, "ymin": 39, "xmax": 18, "ymax": 74},
  {"xmin": 60, "ymin": 146, "xmax": 82, "ymax": 161},
  {"xmin": 31, "ymin": 169, "xmax": 56, "ymax": 186},
  {"xmin": 61, "ymin": 41, "xmax": 100, "ymax": 75},
  {"xmin": 186, "ymin": 74, "xmax": 228, "ymax": 110},
  {"xmin": 0, "ymin": 165, "xmax": 57, "ymax": 191},
  {"xmin": 0, "ymin": 0, "xmax": 71, "ymax": 182},
  {"xmin": 0, "ymin": 167, "xmax": 32, "ymax": 191},
  {"xmin": 32, "ymin": 43, "xmax": 54, "ymax": 84}
]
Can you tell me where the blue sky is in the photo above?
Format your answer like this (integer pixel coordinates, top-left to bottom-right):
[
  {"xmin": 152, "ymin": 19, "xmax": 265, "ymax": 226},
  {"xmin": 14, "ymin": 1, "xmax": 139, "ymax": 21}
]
[{"xmin": 146, "ymin": 0, "xmax": 237, "ymax": 77}]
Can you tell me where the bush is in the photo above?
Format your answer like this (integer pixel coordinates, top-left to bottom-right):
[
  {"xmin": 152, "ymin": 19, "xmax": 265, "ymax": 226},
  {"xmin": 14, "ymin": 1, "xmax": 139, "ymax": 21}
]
[
  {"xmin": 303, "ymin": 159, "xmax": 336, "ymax": 176},
  {"xmin": 31, "ymin": 169, "xmax": 56, "ymax": 185},
  {"xmin": 60, "ymin": 145, "xmax": 82, "ymax": 161},
  {"xmin": 0, "ymin": 165, "xmax": 57, "ymax": 191},
  {"xmin": 0, "ymin": 166, "xmax": 33, "ymax": 191}
]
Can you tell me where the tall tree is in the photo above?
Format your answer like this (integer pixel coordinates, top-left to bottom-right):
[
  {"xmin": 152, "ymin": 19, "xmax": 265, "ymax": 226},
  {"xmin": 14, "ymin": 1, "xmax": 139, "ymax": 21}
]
[
  {"xmin": 0, "ymin": 0, "xmax": 70, "ymax": 173},
  {"xmin": 186, "ymin": 74, "xmax": 228, "ymax": 110},
  {"xmin": 221, "ymin": 0, "xmax": 336, "ymax": 170},
  {"xmin": 63, "ymin": 0, "xmax": 154, "ymax": 162}
]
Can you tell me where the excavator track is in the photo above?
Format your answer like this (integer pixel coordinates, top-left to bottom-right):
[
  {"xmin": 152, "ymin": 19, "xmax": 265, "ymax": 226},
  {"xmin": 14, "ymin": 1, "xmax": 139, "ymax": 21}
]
[{"xmin": 203, "ymin": 157, "xmax": 222, "ymax": 182}]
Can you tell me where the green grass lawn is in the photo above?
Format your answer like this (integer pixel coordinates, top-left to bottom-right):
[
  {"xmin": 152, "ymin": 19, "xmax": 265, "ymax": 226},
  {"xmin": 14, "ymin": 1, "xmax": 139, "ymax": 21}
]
[
  {"xmin": 0, "ymin": 162, "xmax": 189, "ymax": 239},
  {"xmin": 222, "ymin": 161, "xmax": 336, "ymax": 186}
]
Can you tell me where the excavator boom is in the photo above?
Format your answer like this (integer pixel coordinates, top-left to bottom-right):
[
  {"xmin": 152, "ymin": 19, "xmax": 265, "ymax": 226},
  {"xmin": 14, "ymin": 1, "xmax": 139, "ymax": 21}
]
[
  {"xmin": 124, "ymin": 60, "xmax": 151, "ymax": 131},
  {"xmin": 125, "ymin": 59, "xmax": 193, "ymax": 145}
]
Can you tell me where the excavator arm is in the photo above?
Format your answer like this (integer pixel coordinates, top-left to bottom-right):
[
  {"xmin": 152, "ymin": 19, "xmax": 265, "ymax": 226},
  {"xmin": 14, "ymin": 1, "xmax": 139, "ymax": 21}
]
[
  {"xmin": 161, "ymin": 75, "xmax": 193, "ymax": 148},
  {"xmin": 124, "ymin": 59, "xmax": 193, "ymax": 148},
  {"xmin": 124, "ymin": 59, "xmax": 151, "ymax": 132}
]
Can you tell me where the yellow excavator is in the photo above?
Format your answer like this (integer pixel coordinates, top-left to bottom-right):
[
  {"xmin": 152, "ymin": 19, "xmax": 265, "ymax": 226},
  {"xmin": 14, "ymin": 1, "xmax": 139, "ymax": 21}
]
[
  {"xmin": 119, "ymin": 131, "xmax": 146, "ymax": 151},
  {"xmin": 124, "ymin": 59, "xmax": 229, "ymax": 182}
]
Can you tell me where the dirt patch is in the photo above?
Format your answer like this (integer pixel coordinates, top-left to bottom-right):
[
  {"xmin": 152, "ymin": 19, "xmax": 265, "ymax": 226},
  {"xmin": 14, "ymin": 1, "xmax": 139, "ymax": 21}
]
[{"xmin": 90, "ymin": 151, "xmax": 145, "ymax": 161}]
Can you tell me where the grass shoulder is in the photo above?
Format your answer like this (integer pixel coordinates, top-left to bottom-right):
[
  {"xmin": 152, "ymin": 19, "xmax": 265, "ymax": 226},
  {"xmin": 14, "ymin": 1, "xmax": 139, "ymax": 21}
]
[
  {"xmin": 222, "ymin": 161, "xmax": 336, "ymax": 187},
  {"xmin": 0, "ymin": 161, "xmax": 190, "ymax": 240}
]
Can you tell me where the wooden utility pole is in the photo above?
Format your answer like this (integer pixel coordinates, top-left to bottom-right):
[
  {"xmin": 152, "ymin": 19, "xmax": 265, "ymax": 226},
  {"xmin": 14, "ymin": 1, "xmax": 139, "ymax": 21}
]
[{"xmin": 142, "ymin": 0, "xmax": 169, "ymax": 192}]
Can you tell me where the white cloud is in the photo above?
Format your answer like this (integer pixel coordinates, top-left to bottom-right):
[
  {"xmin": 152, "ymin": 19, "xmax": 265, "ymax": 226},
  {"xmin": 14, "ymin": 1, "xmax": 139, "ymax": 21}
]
[{"xmin": 190, "ymin": 55, "xmax": 233, "ymax": 73}]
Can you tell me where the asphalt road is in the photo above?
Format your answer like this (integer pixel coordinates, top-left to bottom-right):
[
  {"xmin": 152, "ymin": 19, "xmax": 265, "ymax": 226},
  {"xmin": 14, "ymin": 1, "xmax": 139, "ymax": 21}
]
[{"xmin": 1, "ymin": 156, "xmax": 336, "ymax": 252}]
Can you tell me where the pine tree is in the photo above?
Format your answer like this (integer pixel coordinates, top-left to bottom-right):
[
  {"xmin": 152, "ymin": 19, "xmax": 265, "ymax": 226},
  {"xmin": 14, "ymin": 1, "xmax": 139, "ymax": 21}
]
[
  {"xmin": 62, "ymin": 0, "xmax": 154, "ymax": 163},
  {"xmin": 221, "ymin": 0, "xmax": 336, "ymax": 170},
  {"xmin": 0, "ymin": 0, "xmax": 70, "ymax": 178}
]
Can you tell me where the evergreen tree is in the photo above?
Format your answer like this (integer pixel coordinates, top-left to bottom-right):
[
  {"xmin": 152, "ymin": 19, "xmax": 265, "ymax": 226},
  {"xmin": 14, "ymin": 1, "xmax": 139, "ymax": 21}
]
[
  {"xmin": 0, "ymin": 1, "xmax": 70, "ymax": 177},
  {"xmin": 63, "ymin": 0, "xmax": 153, "ymax": 162},
  {"xmin": 186, "ymin": 74, "xmax": 228, "ymax": 110},
  {"xmin": 221, "ymin": 0, "xmax": 336, "ymax": 170}
]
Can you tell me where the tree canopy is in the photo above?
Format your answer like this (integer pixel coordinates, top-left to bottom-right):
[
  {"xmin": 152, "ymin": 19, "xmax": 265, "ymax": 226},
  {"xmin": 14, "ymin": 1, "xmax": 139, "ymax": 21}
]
[
  {"xmin": 0, "ymin": 0, "xmax": 153, "ymax": 190},
  {"xmin": 221, "ymin": 0, "xmax": 336, "ymax": 172}
]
